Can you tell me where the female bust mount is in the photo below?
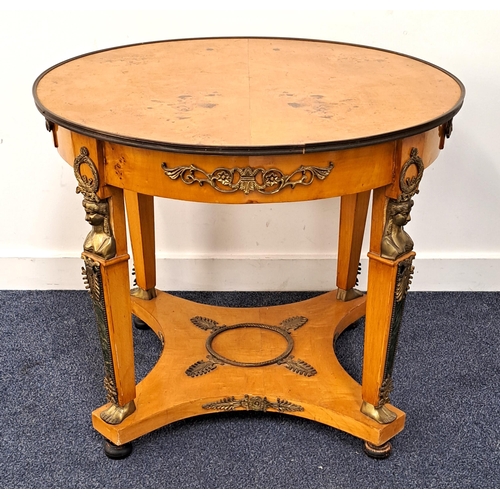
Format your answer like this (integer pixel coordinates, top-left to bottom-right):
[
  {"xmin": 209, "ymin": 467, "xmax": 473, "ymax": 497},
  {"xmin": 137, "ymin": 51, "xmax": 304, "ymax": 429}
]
[
  {"xmin": 82, "ymin": 198, "xmax": 116, "ymax": 260},
  {"xmin": 381, "ymin": 199, "xmax": 414, "ymax": 260}
]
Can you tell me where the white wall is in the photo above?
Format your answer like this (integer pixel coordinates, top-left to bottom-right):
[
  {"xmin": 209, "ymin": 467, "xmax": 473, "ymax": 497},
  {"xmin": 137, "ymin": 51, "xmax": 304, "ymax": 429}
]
[{"xmin": 1, "ymin": 5, "xmax": 499, "ymax": 291}]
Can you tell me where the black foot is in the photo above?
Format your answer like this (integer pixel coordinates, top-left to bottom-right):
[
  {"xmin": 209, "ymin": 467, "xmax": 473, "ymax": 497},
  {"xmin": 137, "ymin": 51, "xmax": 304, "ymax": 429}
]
[
  {"xmin": 133, "ymin": 315, "xmax": 151, "ymax": 330},
  {"xmin": 363, "ymin": 440, "xmax": 392, "ymax": 459},
  {"xmin": 103, "ymin": 439, "xmax": 133, "ymax": 459}
]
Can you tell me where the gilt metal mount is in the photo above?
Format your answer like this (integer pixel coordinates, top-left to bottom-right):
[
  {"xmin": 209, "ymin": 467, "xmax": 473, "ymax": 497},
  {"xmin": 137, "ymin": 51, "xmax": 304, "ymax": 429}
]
[
  {"xmin": 186, "ymin": 316, "xmax": 316, "ymax": 377},
  {"xmin": 82, "ymin": 256, "xmax": 118, "ymax": 406},
  {"xmin": 161, "ymin": 162, "xmax": 334, "ymax": 195},
  {"xmin": 381, "ymin": 148, "xmax": 424, "ymax": 260},
  {"xmin": 203, "ymin": 395, "xmax": 304, "ymax": 413},
  {"xmin": 74, "ymin": 147, "xmax": 116, "ymax": 260}
]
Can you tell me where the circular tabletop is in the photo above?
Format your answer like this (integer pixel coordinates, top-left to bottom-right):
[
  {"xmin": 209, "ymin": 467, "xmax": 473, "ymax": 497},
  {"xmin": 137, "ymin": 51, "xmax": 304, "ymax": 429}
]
[{"xmin": 33, "ymin": 37, "xmax": 465, "ymax": 156}]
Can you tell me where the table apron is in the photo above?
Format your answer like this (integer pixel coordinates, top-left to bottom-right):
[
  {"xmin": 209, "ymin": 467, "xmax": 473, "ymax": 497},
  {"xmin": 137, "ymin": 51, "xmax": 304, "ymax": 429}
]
[{"xmin": 54, "ymin": 126, "xmax": 443, "ymax": 203}]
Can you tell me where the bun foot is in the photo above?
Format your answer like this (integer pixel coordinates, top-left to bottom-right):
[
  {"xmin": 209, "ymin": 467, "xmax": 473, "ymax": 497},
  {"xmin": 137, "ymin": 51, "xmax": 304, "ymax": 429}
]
[
  {"xmin": 363, "ymin": 440, "xmax": 392, "ymax": 459},
  {"xmin": 133, "ymin": 315, "xmax": 151, "ymax": 330},
  {"xmin": 103, "ymin": 439, "xmax": 133, "ymax": 459}
]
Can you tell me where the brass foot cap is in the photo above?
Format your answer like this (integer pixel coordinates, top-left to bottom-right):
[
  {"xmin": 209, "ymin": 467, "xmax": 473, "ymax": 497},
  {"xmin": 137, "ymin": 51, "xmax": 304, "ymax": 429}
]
[
  {"xmin": 131, "ymin": 287, "xmax": 157, "ymax": 300},
  {"xmin": 100, "ymin": 400, "xmax": 136, "ymax": 425},
  {"xmin": 336, "ymin": 288, "xmax": 364, "ymax": 302},
  {"xmin": 360, "ymin": 401, "xmax": 397, "ymax": 424}
]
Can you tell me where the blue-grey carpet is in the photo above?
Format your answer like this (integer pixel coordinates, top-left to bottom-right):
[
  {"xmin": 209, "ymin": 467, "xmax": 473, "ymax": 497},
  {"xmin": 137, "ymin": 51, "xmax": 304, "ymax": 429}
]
[{"xmin": 1, "ymin": 290, "xmax": 499, "ymax": 488}]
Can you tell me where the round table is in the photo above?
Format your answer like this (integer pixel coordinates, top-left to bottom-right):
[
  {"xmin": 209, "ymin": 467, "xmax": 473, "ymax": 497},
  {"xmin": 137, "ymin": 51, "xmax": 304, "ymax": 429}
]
[{"xmin": 33, "ymin": 37, "xmax": 465, "ymax": 459}]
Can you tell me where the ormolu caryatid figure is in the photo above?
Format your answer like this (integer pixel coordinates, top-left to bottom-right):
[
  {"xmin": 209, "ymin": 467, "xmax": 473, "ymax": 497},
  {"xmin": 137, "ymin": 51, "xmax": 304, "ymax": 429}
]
[
  {"xmin": 381, "ymin": 199, "xmax": 414, "ymax": 260},
  {"xmin": 82, "ymin": 199, "xmax": 116, "ymax": 260}
]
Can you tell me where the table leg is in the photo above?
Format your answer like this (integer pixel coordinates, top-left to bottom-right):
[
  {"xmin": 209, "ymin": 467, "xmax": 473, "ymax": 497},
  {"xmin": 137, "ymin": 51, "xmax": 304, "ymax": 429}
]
[
  {"xmin": 124, "ymin": 191, "xmax": 157, "ymax": 301},
  {"xmin": 361, "ymin": 146, "xmax": 424, "ymax": 429},
  {"xmin": 336, "ymin": 191, "xmax": 370, "ymax": 301},
  {"xmin": 362, "ymin": 248, "xmax": 415, "ymax": 423},
  {"xmin": 82, "ymin": 252, "xmax": 137, "ymax": 423},
  {"xmin": 73, "ymin": 147, "xmax": 136, "ymax": 428},
  {"xmin": 358, "ymin": 184, "xmax": 416, "ymax": 459}
]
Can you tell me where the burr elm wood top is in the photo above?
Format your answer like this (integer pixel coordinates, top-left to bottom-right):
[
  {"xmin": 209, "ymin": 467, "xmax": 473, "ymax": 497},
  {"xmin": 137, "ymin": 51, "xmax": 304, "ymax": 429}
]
[{"xmin": 34, "ymin": 37, "xmax": 465, "ymax": 155}]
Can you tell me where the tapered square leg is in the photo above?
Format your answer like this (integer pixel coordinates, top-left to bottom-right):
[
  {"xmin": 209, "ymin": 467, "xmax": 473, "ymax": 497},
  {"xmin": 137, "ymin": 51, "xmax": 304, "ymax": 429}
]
[
  {"xmin": 336, "ymin": 191, "xmax": 370, "ymax": 301},
  {"xmin": 124, "ymin": 190, "xmax": 156, "ymax": 299}
]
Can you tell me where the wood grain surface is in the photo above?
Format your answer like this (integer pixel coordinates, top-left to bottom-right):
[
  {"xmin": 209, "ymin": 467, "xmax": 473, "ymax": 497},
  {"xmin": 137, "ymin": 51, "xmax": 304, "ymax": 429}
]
[{"xmin": 35, "ymin": 38, "xmax": 464, "ymax": 152}]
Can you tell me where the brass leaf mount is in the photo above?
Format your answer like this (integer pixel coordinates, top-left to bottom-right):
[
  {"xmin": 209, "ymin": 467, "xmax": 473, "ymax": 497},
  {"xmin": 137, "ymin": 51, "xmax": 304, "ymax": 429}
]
[
  {"xmin": 186, "ymin": 316, "xmax": 317, "ymax": 377},
  {"xmin": 161, "ymin": 162, "xmax": 334, "ymax": 195},
  {"xmin": 202, "ymin": 395, "xmax": 304, "ymax": 413}
]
